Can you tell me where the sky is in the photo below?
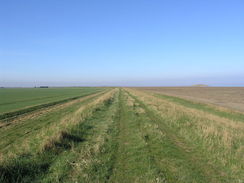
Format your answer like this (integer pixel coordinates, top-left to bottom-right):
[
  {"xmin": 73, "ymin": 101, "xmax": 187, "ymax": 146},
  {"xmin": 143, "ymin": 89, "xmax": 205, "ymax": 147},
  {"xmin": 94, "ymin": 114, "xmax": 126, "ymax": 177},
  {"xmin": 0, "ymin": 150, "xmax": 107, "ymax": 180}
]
[{"xmin": 0, "ymin": 0, "xmax": 244, "ymax": 87}]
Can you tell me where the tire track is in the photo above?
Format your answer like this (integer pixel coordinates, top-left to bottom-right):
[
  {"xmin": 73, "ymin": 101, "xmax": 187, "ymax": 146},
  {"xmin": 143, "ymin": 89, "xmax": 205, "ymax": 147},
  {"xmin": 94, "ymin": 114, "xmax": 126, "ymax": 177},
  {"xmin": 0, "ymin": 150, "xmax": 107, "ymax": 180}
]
[
  {"xmin": 126, "ymin": 89, "xmax": 226, "ymax": 183},
  {"xmin": 108, "ymin": 90, "xmax": 166, "ymax": 182}
]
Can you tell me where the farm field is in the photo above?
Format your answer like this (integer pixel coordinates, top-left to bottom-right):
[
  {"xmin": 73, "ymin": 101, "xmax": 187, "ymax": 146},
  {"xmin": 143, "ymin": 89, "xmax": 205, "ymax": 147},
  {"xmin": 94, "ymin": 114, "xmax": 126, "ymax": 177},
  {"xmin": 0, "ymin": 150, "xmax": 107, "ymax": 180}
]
[
  {"xmin": 0, "ymin": 87, "xmax": 105, "ymax": 120},
  {"xmin": 0, "ymin": 87, "xmax": 243, "ymax": 183},
  {"xmin": 136, "ymin": 87, "xmax": 244, "ymax": 112}
]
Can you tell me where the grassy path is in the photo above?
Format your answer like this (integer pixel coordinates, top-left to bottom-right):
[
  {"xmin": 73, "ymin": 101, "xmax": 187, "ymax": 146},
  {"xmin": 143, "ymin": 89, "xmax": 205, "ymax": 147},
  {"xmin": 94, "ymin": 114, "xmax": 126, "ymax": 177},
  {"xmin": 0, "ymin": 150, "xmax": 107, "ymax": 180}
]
[
  {"xmin": 107, "ymin": 90, "xmax": 165, "ymax": 182},
  {"xmin": 107, "ymin": 89, "xmax": 224, "ymax": 182},
  {"xmin": 126, "ymin": 88, "xmax": 244, "ymax": 182},
  {"xmin": 127, "ymin": 90, "xmax": 224, "ymax": 183}
]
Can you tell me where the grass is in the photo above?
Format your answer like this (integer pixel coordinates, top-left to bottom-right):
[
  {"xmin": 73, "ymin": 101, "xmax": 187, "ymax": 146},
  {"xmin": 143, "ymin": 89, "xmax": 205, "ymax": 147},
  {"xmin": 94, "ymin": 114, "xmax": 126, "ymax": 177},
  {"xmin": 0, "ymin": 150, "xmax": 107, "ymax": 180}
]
[
  {"xmin": 0, "ymin": 89, "xmax": 116, "ymax": 183},
  {"xmin": 107, "ymin": 91, "xmax": 166, "ymax": 182},
  {"xmin": 126, "ymin": 91, "xmax": 220, "ymax": 182},
  {"xmin": 0, "ymin": 91, "xmax": 106, "ymax": 155},
  {"xmin": 0, "ymin": 88, "xmax": 243, "ymax": 182},
  {"xmin": 127, "ymin": 88, "xmax": 244, "ymax": 182},
  {"xmin": 0, "ymin": 87, "xmax": 105, "ymax": 115},
  {"xmin": 0, "ymin": 89, "xmax": 115, "ymax": 156}
]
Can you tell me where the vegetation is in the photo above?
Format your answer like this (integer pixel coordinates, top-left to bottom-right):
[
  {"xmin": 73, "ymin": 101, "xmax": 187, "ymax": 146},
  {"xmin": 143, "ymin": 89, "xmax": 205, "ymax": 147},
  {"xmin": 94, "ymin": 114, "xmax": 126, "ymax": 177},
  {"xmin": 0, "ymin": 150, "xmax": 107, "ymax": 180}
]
[
  {"xmin": 0, "ymin": 87, "xmax": 104, "ymax": 115},
  {"xmin": 154, "ymin": 93, "xmax": 244, "ymax": 122},
  {"xmin": 0, "ymin": 87, "xmax": 243, "ymax": 182}
]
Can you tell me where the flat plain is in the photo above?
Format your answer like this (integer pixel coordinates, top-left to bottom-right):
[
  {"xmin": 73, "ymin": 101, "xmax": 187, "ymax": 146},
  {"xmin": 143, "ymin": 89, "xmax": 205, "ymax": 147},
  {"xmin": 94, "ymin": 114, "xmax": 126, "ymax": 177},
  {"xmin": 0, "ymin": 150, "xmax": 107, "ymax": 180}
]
[
  {"xmin": 0, "ymin": 87, "xmax": 243, "ymax": 183},
  {"xmin": 0, "ymin": 87, "xmax": 104, "ymax": 114},
  {"xmin": 136, "ymin": 87, "xmax": 244, "ymax": 112}
]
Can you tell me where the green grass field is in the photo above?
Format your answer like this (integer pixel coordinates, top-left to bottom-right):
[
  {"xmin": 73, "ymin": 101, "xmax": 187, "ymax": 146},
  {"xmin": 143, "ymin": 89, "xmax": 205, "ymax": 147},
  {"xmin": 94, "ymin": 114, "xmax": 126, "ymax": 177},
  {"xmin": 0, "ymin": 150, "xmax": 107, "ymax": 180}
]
[
  {"xmin": 0, "ymin": 87, "xmax": 104, "ymax": 114},
  {"xmin": 0, "ymin": 88, "xmax": 243, "ymax": 183},
  {"xmin": 0, "ymin": 87, "xmax": 105, "ymax": 121}
]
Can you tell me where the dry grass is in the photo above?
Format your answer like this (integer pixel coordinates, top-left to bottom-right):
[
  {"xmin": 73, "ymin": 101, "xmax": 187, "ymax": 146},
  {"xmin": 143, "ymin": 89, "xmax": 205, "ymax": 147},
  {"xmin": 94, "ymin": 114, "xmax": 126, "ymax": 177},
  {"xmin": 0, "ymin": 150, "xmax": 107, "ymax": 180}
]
[
  {"xmin": 0, "ymin": 89, "xmax": 117, "ymax": 161},
  {"xmin": 126, "ymin": 88, "xmax": 244, "ymax": 180},
  {"xmin": 39, "ymin": 89, "xmax": 117, "ymax": 153},
  {"xmin": 136, "ymin": 87, "xmax": 244, "ymax": 112},
  {"xmin": 1, "ymin": 88, "xmax": 243, "ymax": 182}
]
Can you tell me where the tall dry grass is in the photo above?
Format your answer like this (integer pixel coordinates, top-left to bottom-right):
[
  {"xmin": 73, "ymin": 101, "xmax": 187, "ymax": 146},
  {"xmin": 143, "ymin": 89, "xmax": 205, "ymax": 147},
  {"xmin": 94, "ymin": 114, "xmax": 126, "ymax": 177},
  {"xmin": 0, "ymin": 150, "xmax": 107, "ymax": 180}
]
[
  {"xmin": 38, "ymin": 89, "xmax": 117, "ymax": 153},
  {"xmin": 126, "ymin": 88, "xmax": 244, "ymax": 180},
  {"xmin": 0, "ymin": 89, "xmax": 117, "ymax": 161}
]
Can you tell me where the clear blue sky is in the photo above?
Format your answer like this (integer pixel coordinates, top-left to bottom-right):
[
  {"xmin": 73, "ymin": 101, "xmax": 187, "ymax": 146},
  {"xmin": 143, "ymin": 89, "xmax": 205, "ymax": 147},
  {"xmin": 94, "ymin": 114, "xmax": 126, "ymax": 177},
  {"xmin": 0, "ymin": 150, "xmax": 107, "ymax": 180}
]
[{"xmin": 1, "ymin": 0, "xmax": 244, "ymax": 86}]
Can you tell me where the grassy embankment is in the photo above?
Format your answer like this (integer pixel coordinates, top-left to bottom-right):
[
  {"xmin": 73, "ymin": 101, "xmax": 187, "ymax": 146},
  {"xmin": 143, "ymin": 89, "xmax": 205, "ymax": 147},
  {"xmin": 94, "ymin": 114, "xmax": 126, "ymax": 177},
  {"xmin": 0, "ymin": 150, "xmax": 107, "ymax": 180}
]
[
  {"xmin": 127, "ymin": 88, "xmax": 244, "ymax": 182},
  {"xmin": 0, "ymin": 88, "xmax": 243, "ymax": 182},
  {"xmin": 0, "ymin": 89, "xmax": 115, "ymax": 182}
]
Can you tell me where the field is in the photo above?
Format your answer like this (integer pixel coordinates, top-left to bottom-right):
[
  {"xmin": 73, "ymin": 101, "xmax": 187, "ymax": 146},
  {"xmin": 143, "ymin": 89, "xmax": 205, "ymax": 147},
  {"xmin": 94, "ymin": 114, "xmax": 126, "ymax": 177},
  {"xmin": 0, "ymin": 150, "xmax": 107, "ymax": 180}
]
[
  {"xmin": 0, "ymin": 87, "xmax": 104, "ymax": 115},
  {"xmin": 137, "ymin": 87, "xmax": 244, "ymax": 112},
  {"xmin": 0, "ymin": 87, "xmax": 243, "ymax": 183}
]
